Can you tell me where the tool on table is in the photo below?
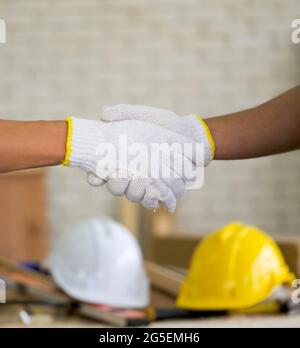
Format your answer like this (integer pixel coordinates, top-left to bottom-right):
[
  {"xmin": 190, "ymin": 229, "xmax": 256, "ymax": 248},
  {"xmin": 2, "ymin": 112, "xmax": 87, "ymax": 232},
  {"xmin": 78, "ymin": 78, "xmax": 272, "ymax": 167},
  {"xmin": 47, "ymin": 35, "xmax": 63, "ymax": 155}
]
[{"xmin": 0, "ymin": 256, "xmax": 70, "ymax": 304}]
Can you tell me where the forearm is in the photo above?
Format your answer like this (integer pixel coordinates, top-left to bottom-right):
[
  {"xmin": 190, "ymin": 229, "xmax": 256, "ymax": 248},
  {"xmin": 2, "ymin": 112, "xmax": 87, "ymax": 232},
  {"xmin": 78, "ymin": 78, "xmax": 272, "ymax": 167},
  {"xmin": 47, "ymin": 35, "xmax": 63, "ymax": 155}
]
[
  {"xmin": 206, "ymin": 85, "xmax": 300, "ymax": 159},
  {"xmin": 0, "ymin": 120, "xmax": 67, "ymax": 173}
]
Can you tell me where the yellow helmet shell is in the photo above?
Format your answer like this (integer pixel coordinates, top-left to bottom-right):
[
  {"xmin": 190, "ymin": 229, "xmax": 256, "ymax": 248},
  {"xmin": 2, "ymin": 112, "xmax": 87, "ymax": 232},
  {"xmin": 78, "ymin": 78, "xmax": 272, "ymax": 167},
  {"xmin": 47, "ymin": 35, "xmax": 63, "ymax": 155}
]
[{"xmin": 176, "ymin": 222, "xmax": 295, "ymax": 310}]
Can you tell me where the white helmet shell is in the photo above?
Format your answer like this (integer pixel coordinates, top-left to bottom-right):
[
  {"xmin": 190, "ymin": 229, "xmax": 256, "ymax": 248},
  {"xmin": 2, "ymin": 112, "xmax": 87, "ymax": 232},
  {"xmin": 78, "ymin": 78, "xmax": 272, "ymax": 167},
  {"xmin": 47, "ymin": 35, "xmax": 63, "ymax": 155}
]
[{"xmin": 46, "ymin": 218, "xmax": 149, "ymax": 308}]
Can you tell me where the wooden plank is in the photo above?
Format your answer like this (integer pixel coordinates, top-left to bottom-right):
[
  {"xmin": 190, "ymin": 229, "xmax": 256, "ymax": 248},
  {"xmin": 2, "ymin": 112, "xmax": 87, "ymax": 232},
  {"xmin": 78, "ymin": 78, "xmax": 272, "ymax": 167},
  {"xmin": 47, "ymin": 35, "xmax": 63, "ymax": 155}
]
[
  {"xmin": 140, "ymin": 207, "xmax": 176, "ymax": 259},
  {"xmin": 145, "ymin": 261, "xmax": 184, "ymax": 297},
  {"xmin": 0, "ymin": 257, "xmax": 69, "ymax": 303},
  {"xmin": 119, "ymin": 198, "xmax": 140, "ymax": 237},
  {"xmin": 149, "ymin": 207, "xmax": 175, "ymax": 237}
]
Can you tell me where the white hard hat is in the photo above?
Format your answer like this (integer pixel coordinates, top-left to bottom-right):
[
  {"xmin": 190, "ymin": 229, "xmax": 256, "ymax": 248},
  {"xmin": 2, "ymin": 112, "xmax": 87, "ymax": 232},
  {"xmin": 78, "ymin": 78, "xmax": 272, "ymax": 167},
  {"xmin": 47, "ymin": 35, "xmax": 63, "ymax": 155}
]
[{"xmin": 46, "ymin": 218, "xmax": 149, "ymax": 308}]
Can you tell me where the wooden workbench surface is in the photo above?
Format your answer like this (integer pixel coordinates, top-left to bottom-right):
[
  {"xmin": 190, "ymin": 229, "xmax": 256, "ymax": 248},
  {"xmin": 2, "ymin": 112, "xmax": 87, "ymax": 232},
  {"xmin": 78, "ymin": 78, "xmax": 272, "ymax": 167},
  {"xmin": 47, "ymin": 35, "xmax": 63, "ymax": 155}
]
[{"xmin": 0, "ymin": 306, "xmax": 299, "ymax": 328}]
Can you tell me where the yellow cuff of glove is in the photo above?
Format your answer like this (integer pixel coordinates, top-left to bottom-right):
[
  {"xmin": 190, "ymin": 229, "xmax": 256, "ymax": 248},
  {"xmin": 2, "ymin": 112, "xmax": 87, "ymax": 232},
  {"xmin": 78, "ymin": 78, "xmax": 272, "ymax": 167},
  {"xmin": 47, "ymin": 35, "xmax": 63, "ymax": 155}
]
[
  {"xmin": 196, "ymin": 115, "xmax": 215, "ymax": 160},
  {"xmin": 62, "ymin": 116, "xmax": 73, "ymax": 167},
  {"xmin": 62, "ymin": 114, "xmax": 215, "ymax": 166}
]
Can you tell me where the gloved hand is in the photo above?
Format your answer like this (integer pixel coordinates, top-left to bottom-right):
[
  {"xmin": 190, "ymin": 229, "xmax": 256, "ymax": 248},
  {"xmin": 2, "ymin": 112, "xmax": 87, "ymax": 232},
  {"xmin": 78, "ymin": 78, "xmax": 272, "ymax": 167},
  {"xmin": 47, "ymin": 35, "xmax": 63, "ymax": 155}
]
[
  {"xmin": 87, "ymin": 104, "xmax": 215, "ymax": 209},
  {"xmin": 63, "ymin": 117, "xmax": 195, "ymax": 212},
  {"xmin": 99, "ymin": 104, "xmax": 215, "ymax": 165}
]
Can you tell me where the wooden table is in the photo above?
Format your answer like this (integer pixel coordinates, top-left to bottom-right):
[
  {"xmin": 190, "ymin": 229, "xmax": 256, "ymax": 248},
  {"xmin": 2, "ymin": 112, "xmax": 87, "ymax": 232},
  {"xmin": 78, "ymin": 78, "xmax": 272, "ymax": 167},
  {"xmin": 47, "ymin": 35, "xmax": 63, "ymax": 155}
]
[{"xmin": 1, "ymin": 305, "xmax": 299, "ymax": 328}]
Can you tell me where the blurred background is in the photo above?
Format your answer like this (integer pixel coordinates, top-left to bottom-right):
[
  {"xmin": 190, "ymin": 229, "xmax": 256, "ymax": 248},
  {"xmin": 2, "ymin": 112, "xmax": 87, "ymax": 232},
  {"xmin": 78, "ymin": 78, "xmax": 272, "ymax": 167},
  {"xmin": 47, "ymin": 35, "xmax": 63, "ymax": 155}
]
[{"xmin": 0, "ymin": 0, "xmax": 299, "ymax": 261}]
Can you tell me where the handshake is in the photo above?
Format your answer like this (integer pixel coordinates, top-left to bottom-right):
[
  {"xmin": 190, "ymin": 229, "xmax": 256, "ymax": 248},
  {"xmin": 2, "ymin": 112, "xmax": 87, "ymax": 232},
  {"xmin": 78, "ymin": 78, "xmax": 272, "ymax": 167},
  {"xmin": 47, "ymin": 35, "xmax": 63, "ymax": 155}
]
[{"xmin": 63, "ymin": 105, "xmax": 215, "ymax": 213}]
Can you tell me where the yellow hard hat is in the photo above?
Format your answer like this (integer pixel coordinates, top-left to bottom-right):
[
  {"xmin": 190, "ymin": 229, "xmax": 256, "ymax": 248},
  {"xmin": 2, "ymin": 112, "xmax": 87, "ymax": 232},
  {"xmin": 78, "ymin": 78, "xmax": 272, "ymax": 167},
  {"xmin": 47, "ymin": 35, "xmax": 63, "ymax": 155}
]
[{"xmin": 176, "ymin": 222, "xmax": 295, "ymax": 310}]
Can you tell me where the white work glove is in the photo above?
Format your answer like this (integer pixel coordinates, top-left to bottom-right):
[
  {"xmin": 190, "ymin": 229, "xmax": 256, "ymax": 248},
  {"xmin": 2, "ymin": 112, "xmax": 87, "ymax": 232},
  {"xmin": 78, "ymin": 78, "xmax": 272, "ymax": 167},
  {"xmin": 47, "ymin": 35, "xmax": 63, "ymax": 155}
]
[
  {"xmin": 63, "ymin": 117, "xmax": 195, "ymax": 212},
  {"xmin": 87, "ymin": 104, "xmax": 215, "ymax": 209},
  {"xmin": 99, "ymin": 104, "xmax": 215, "ymax": 165}
]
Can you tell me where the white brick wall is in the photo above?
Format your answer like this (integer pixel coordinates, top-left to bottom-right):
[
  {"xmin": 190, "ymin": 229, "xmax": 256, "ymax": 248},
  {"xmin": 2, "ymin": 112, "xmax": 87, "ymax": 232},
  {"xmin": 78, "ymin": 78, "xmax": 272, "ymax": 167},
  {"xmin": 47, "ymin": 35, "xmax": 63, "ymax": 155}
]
[{"xmin": 0, "ymin": 0, "xmax": 299, "ymax": 240}]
